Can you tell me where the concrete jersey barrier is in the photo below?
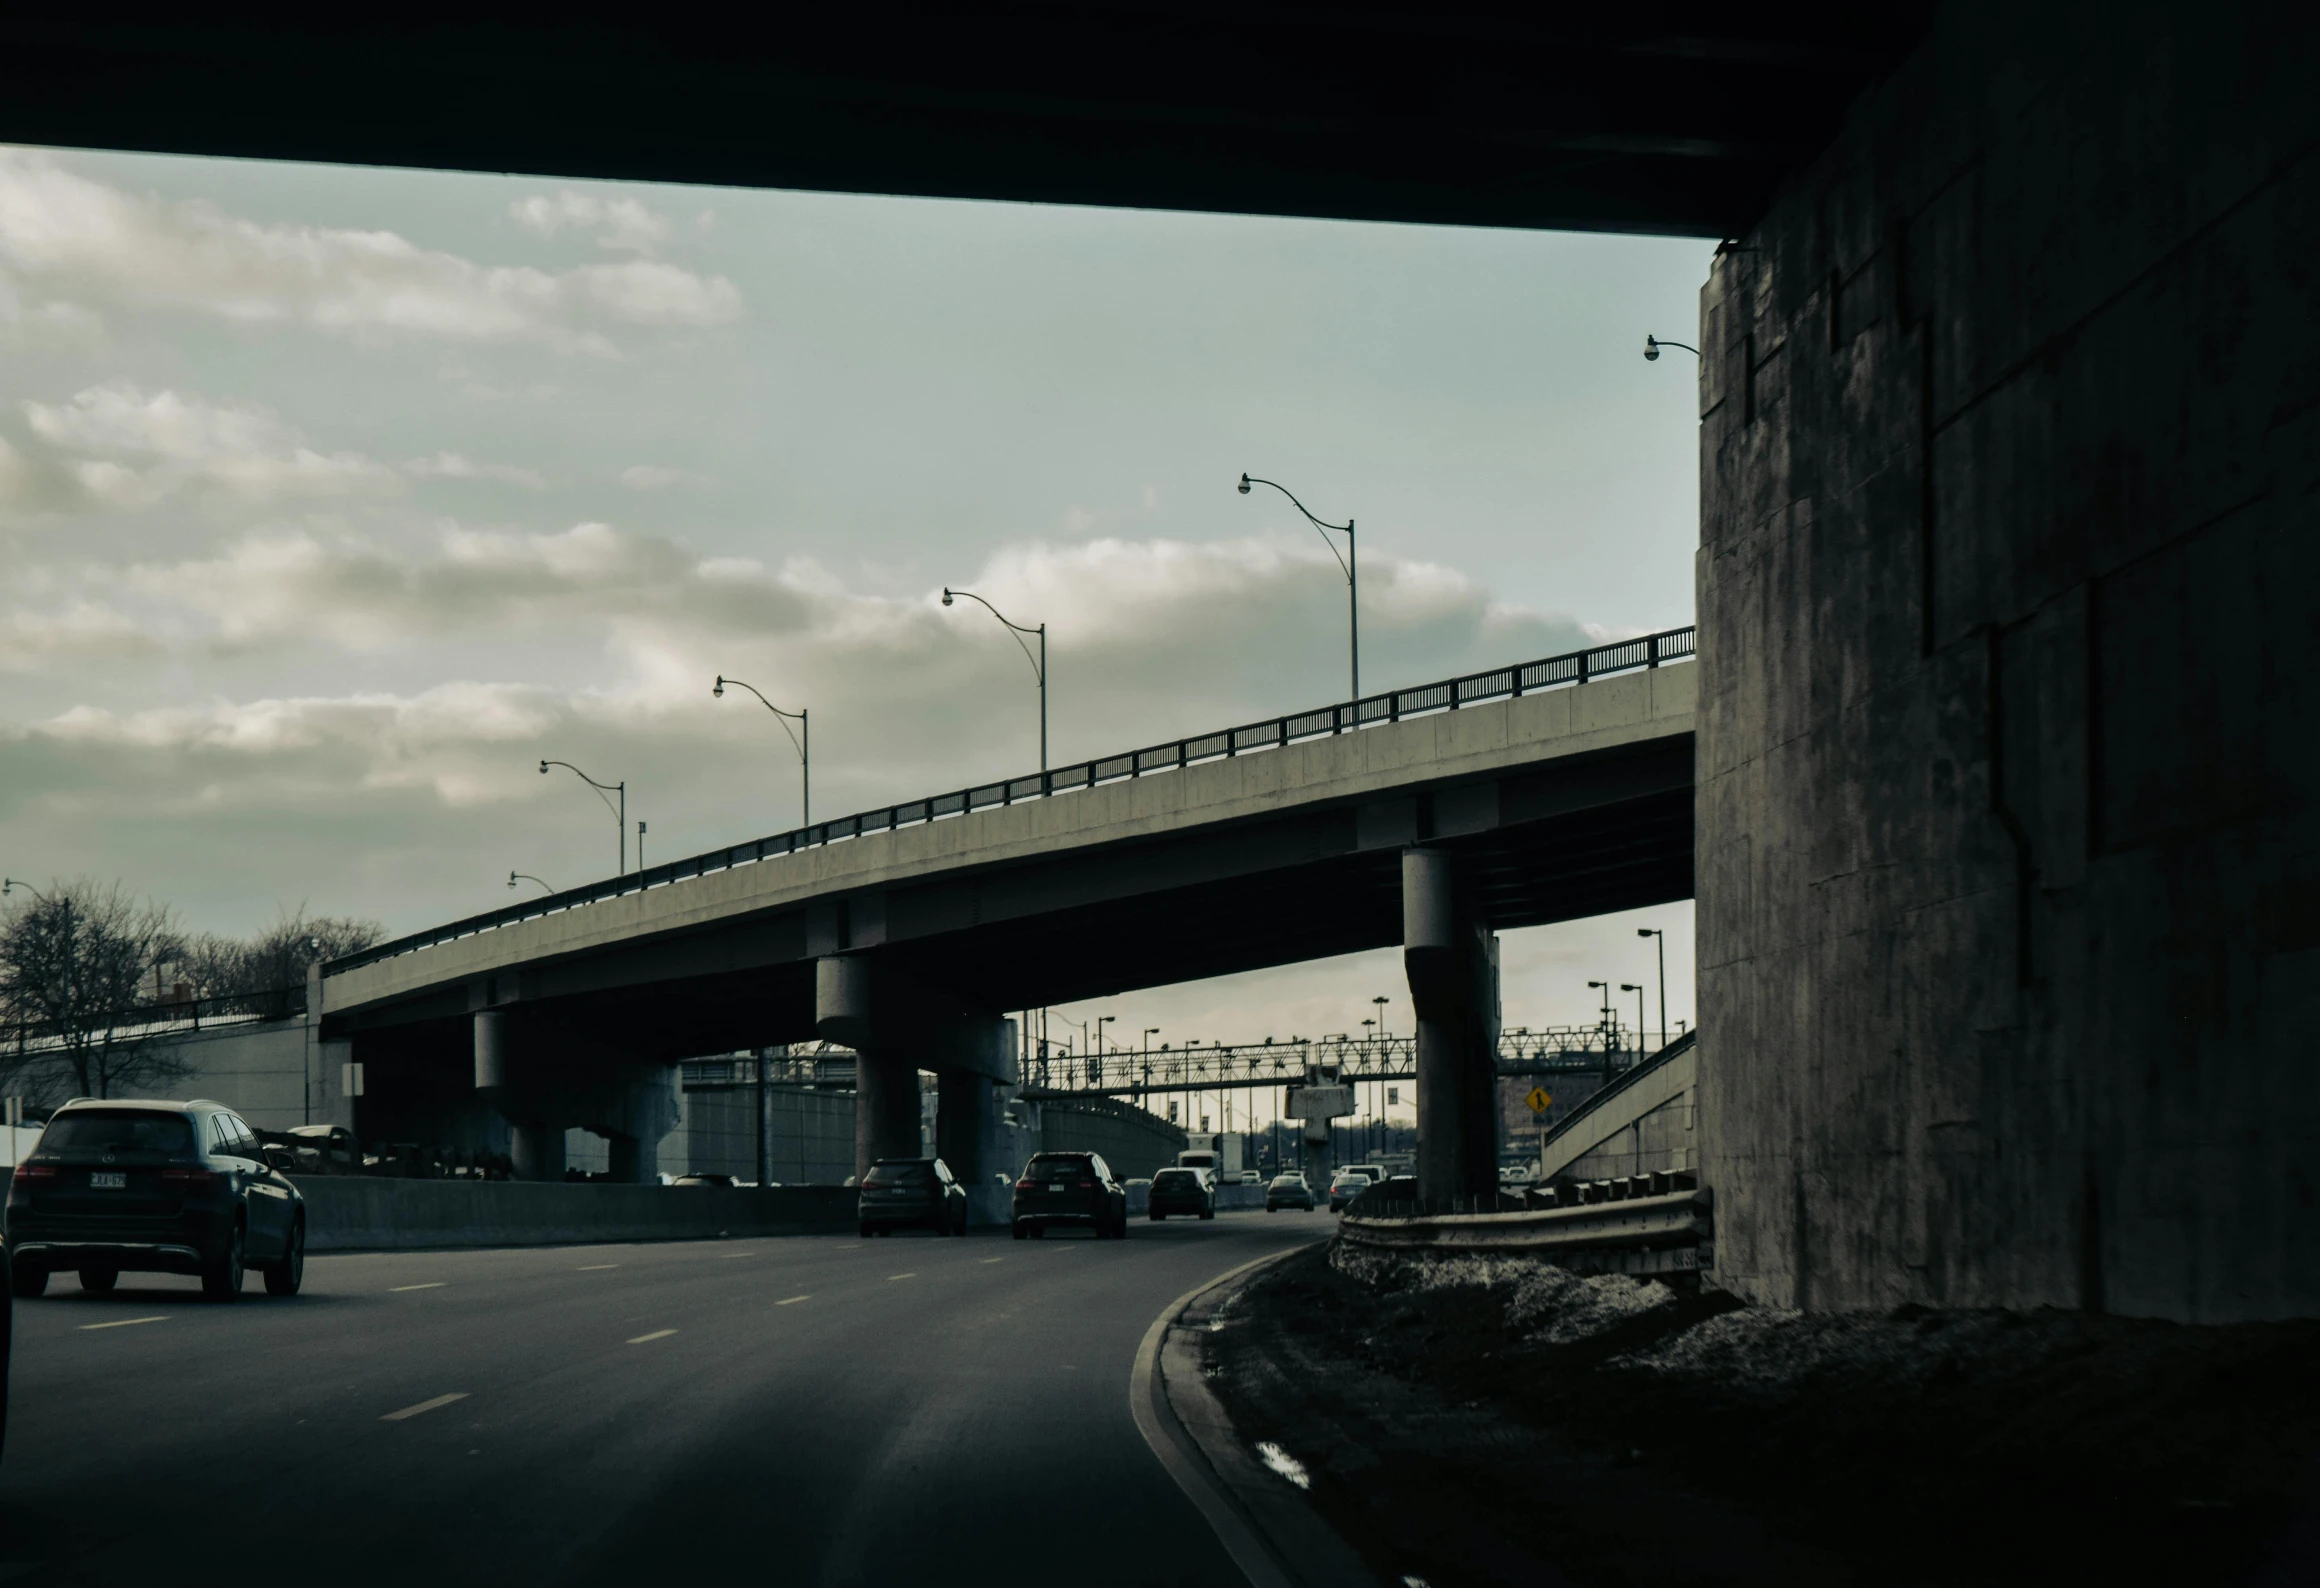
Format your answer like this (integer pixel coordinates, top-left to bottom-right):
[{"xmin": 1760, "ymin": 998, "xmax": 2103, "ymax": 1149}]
[{"xmin": 289, "ymin": 1178, "xmax": 855, "ymax": 1252}]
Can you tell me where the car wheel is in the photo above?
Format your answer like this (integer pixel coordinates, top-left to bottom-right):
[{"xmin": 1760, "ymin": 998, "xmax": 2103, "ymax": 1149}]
[
  {"xmin": 1200, "ymin": 1205, "xmax": 1215, "ymax": 1221},
  {"xmin": 78, "ymin": 1267, "xmax": 118, "ymax": 1295},
  {"xmin": 263, "ymin": 1215, "xmax": 306, "ymax": 1297},
  {"xmin": 1029, "ymin": 1224, "xmax": 1045, "ymax": 1239},
  {"xmin": 202, "ymin": 1220, "xmax": 246, "ymax": 1302},
  {"xmin": 1011, "ymin": 1220, "xmax": 1027, "ymax": 1240},
  {"xmin": 8, "ymin": 1258, "xmax": 45, "ymax": 1299},
  {"xmin": 859, "ymin": 1223, "xmax": 873, "ymax": 1238}
]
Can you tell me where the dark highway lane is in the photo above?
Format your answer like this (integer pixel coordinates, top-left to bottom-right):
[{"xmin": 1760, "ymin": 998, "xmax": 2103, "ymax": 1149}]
[{"xmin": 1, "ymin": 1214, "xmax": 1328, "ymax": 1586}]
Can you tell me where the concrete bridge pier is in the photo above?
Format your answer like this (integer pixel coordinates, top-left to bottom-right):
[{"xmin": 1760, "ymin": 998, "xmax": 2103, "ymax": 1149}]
[
  {"xmin": 1403, "ymin": 848, "xmax": 1501, "ymax": 1209},
  {"xmin": 816, "ymin": 955, "xmax": 1017, "ymax": 1215},
  {"xmin": 474, "ymin": 1009, "xmax": 678, "ymax": 1182}
]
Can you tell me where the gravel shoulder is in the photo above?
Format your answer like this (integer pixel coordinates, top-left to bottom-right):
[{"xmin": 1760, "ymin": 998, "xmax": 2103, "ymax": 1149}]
[{"xmin": 1199, "ymin": 1243, "xmax": 2320, "ymax": 1588}]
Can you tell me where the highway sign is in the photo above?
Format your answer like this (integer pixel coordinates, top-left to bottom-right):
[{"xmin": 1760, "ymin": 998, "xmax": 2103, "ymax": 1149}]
[
  {"xmin": 1287, "ymin": 1084, "xmax": 1356, "ymax": 1121},
  {"xmin": 1525, "ymin": 1086, "xmax": 1553, "ymax": 1116}
]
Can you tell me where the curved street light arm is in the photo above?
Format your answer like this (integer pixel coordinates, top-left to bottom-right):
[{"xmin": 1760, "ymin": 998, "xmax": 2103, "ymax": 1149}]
[
  {"xmin": 713, "ymin": 676, "xmax": 807, "ymax": 760},
  {"xmin": 539, "ymin": 759, "xmax": 627, "ymax": 874},
  {"xmin": 1643, "ymin": 335, "xmax": 1701, "ymax": 359},
  {"xmin": 1, "ymin": 877, "xmax": 54, "ymax": 904},
  {"xmin": 714, "ymin": 675, "xmax": 811, "ymax": 826},
  {"xmin": 940, "ymin": 588, "xmax": 1044, "ymax": 683},
  {"xmin": 508, "ymin": 872, "xmax": 558, "ymax": 896},
  {"xmin": 1239, "ymin": 474, "xmax": 1352, "ymax": 580}
]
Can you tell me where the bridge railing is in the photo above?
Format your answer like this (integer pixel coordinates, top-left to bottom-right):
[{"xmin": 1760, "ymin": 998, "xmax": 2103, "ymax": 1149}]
[{"xmin": 331, "ymin": 625, "xmax": 1696, "ymax": 975}]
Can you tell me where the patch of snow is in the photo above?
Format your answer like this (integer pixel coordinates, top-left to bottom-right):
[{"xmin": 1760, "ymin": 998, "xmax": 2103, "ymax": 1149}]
[{"xmin": 1256, "ymin": 1440, "xmax": 1311, "ymax": 1489}]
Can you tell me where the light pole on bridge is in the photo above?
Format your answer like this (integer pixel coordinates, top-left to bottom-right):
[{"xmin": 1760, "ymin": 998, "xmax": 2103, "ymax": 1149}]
[
  {"xmin": 713, "ymin": 675, "xmax": 809, "ymax": 829},
  {"xmin": 540, "ymin": 760, "xmax": 627, "ymax": 876},
  {"xmin": 941, "ymin": 587, "xmax": 1047, "ymax": 771},
  {"xmin": 1621, "ymin": 984, "xmax": 1646, "ymax": 1062},
  {"xmin": 508, "ymin": 872, "xmax": 557, "ymax": 896},
  {"xmin": 1637, "ymin": 927, "xmax": 1668, "ymax": 1053},
  {"xmin": 1239, "ymin": 473, "xmax": 1358, "ymax": 702}
]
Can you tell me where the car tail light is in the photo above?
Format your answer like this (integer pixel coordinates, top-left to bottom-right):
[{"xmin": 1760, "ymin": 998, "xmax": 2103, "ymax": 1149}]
[
  {"xmin": 1015, "ymin": 1178, "xmax": 1035, "ymax": 1190},
  {"xmin": 12, "ymin": 1163, "xmax": 54, "ymax": 1183},
  {"xmin": 162, "ymin": 1167, "xmax": 217, "ymax": 1189},
  {"xmin": 1077, "ymin": 1180, "xmax": 1095, "ymax": 1189}
]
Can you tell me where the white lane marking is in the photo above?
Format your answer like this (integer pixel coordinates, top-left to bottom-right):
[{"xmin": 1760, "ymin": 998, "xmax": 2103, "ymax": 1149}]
[
  {"xmin": 390, "ymin": 1282, "xmax": 446, "ymax": 1292},
  {"xmin": 627, "ymin": 1328, "xmax": 678, "ymax": 1344},
  {"xmin": 720, "ymin": 1251, "xmax": 757, "ymax": 1259},
  {"xmin": 79, "ymin": 1315, "xmax": 167, "ymax": 1331},
  {"xmin": 776, "ymin": 1295, "xmax": 811, "ymax": 1306},
  {"xmin": 886, "ymin": 1273, "xmax": 916, "ymax": 1281},
  {"xmin": 381, "ymin": 1392, "xmax": 467, "ymax": 1422},
  {"xmin": 980, "ymin": 1257, "xmax": 1005, "ymax": 1264},
  {"xmin": 577, "ymin": 1263, "xmax": 618, "ymax": 1271}
]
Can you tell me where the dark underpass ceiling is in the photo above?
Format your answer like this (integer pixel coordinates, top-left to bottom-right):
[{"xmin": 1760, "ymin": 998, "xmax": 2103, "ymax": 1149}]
[{"xmin": 7, "ymin": 4, "xmax": 1933, "ymax": 236}]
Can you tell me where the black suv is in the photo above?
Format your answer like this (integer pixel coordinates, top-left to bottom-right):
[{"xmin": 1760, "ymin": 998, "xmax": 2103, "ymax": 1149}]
[
  {"xmin": 7, "ymin": 1099, "xmax": 307, "ymax": 1301},
  {"xmin": 1147, "ymin": 1166, "xmax": 1216, "ymax": 1221},
  {"xmin": 857, "ymin": 1157, "xmax": 968, "ymax": 1236},
  {"xmin": 1011, "ymin": 1151, "xmax": 1127, "ymax": 1239}
]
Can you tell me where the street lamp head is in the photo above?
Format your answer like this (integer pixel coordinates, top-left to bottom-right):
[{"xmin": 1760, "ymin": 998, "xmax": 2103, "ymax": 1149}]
[
  {"xmin": 940, "ymin": 587, "xmax": 954, "ymax": 607},
  {"xmin": 1638, "ymin": 927, "xmax": 1656, "ymax": 937},
  {"xmin": 1588, "ymin": 980, "xmax": 1607, "ymax": 989},
  {"xmin": 1644, "ymin": 335, "xmax": 1661, "ymax": 361},
  {"xmin": 1236, "ymin": 473, "xmax": 1251, "ymax": 495},
  {"xmin": 508, "ymin": 872, "xmax": 518, "ymax": 889},
  {"xmin": 538, "ymin": 760, "xmax": 549, "ymax": 774},
  {"xmin": 1621, "ymin": 983, "xmax": 1642, "ymax": 992},
  {"xmin": 712, "ymin": 676, "xmax": 724, "ymax": 698}
]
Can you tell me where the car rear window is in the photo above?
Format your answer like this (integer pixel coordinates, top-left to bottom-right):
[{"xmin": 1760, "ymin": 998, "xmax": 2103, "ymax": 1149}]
[
  {"xmin": 1154, "ymin": 1169, "xmax": 1197, "ymax": 1187},
  {"xmin": 863, "ymin": 1162, "xmax": 930, "ymax": 1186},
  {"xmin": 1025, "ymin": 1157, "xmax": 1092, "ymax": 1182},
  {"xmin": 40, "ymin": 1111, "xmax": 196, "ymax": 1154}
]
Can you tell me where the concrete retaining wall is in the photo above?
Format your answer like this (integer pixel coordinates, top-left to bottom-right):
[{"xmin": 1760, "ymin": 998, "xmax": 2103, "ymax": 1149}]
[
  {"xmin": 291, "ymin": 1178, "xmax": 854, "ymax": 1252},
  {"xmin": 1696, "ymin": 0, "xmax": 2320, "ymax": 1320}
]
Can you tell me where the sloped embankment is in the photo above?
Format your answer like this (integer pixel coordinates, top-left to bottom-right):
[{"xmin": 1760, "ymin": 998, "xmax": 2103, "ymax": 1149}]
[{"xmin": 1200, "ymin": 1242, "xmax": 2320, "ymax": 1588}]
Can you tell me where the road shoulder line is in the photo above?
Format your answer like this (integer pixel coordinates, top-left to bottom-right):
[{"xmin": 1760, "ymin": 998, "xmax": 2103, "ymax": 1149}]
[{"xmin": 1130, "ymin": 1241, "xmax": 1378, "ymax": 1588}]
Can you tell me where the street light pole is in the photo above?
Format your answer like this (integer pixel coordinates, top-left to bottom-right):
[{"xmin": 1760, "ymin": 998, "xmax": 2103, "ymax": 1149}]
[
  {"xmin": 508, "ymin": 872, "xmax": 558, "ymax": 896},
  {"xmin": 1621, "ymin": 984, "xmax": 1646, "ymax": 1060},
  {"xmin": 713, "ymin": 676, "xmax": 810, "ymax": 828},
  {"xmin": 1637, "ymin": 927, "xmax": 1668, "ymax": 1051},
  {"xmin": 1643, "ymin": 335, "xmax": 1701, "ymax": 360},
  {"xmin": 1239, "ymin": 474, "xmax": 1358, "ymax": 701},
  {"xmin": 940, "ymin": 588, "xmax": 1047, "ymax": 771},
  {"xmin": 539, "ymin": 760, "xmax": 626, "ymax": 875}
]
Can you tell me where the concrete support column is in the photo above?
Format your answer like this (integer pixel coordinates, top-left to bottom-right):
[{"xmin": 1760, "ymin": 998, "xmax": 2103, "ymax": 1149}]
[
  {"xmin": 938, "ymin": 1070, "xmax": 1014, "ymax": 1226},
  {"xmin": 853, "ymin": 1052, "xmax": 922, "ymax": 1177},
  {"xmin": 509, "ymin": 1119, "xmax": 566, "ymax": 1181},
  {"xmin": 817, "ymin": 955, "xmax": 1017, "ymax": 1188},
  {"xmin": 1403, "ymin": 848, "xmax": 1500, "ymax": 1210},
  {"xmin": 607, "ymin": 1133, "xmax": 652, "ymax": 1184}
]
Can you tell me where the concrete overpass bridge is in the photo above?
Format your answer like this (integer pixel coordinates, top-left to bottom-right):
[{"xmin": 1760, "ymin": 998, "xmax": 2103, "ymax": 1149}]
[
  {"xmin": 323, "ymin": 630, "xmax": 1695, "ymax": 1200},
  {"xmin": 23, "ymin": 0, "xmax": 2314, "ymax": 1320}
]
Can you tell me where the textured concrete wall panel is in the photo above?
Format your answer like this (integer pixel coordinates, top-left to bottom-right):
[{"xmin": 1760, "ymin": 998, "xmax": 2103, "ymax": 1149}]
[{"xmin": 1696, "ymin": 0, "xmax": 2320, "ymax": 1321}]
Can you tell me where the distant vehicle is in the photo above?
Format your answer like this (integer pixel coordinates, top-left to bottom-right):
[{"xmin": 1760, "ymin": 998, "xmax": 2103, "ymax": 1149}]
[
  {"xmin": 285, "ymin": 1124, "xmax": 362, "ymax": 1174},
  {"xmin": 1013, "ymin": 1151, "xmax": 1128, "ymax": 1239},
  {"xmin": 1327, "ymin": 1167, "xmax": 1375, "ymax": 1213},
  {"xmin": 1147, "ymin": 1166, "xmax": 1215, "ymax": 1221},
  {"xmin": 1344, "ymin": 1163, "xmax": 1386, "ymax": 1186},
  {"xmin": 8, "ymin": 1098, "xmax": 306, "ymax": 1301},
  {"xmin": 1237, "ymin": 1170, "xmax": 1263, "ymax": 1185},
  {"xmin": 1346, "ymin": 1174, "xmax": 1416, "ymax": 1215},
  {"xmin": 858, "ymin": 1158, "xmax": 967, "ymax": 1237},
  {"xmin": 1265, "ymin": 1173, "xmax": 1315, "ymax": 1213},
  {"xmin": 1176, "ymin": 1149, "xmax": 1220, "ymax": 1174},
  {"xmin": 672, "ymin": 1172, "xmax": 737, "ymax": 1188}
]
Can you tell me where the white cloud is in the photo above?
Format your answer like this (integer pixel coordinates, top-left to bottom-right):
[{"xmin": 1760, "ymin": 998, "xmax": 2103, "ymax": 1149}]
[
  {"xmin": 510, "ymin": 190, "xmax": 672, "ymax": 255},
  {"xmin": 0, "ymin": 599, "xmax": 159, "ymax": 670},
  {"xmin": 20, "ymin": 381, "xmax": 400, "ymax": 506},
  {"xmin": 403, "ymin": 451, "xmax": 547, "ymax": 490},
  {"xmin": 619, "ymin": 464, "xmax": 712, "ymax": 491},
  {"xmin": 0, "ymin": 151, "xmax": 740, "ymax": 351}
]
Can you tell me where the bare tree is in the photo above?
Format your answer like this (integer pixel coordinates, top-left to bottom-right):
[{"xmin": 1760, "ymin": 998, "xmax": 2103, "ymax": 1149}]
[
  {"xmin": 0, "ymin": 880, "xmax": 189, "ymax": 1104},
  {"xmin": 177, "ymin": 907, "xmax": 382, "ymax": 1005}
]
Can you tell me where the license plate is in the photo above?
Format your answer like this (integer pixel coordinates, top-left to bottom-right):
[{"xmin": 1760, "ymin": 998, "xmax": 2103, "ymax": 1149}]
[
  {"xmin": 90, "ymin": 1171, "xmax": 126, "ymax": 1189},
  {"xmin": 1049, "ymin": 1184, "xmax": 1068, "ymax": 1193}
]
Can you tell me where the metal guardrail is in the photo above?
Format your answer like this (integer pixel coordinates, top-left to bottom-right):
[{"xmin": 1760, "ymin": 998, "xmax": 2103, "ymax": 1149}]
[
  {"xmin": 1340, "ymin": 1184, "xmax": 1713, "ymax": 1277},
  {"xmin": 330, "ymin": 626, "xmax": 1695, "ymax": 975}
]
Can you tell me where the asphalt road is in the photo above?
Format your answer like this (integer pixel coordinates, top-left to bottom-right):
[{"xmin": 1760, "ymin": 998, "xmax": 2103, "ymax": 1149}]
[{"xmin": 0, "ymin": 1212, "xmax": 1331, "ymax": 1586}]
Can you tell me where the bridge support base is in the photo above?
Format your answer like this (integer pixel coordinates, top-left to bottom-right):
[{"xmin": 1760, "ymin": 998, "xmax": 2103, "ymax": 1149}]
[
  {"xmin": 816, "ymin": 954, "xmax": 1017, "ymax": 1185},
  {"xmin": 1403, "ymin": 848, "xmax": 1500, "ymax": 1210}
]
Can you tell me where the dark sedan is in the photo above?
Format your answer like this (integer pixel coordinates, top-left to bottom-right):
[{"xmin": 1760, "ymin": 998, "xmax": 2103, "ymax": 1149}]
[
  {"xmin": 1147, "ymin": 1166, "xmax": 1215, "ymax": 1221},
  {"xmin": 857, "ymin": 1157, "xmax": 968, "ymax": 1236},
  {"xmin": 7, "ymin": 1098, "xmax": 305, "ymax": 1301},
  {"xmin": 1265, "ymin": 1172, "xmax": 1315, "ymax": 1212},
  {"xmin": 1011, "ymin": 1151, "xmax": 1127, "ymax": 1239}
]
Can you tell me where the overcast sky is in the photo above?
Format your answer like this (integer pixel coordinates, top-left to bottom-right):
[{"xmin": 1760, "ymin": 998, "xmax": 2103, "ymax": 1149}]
[{"xmin": 0, "ymin": 142, "xmax": 1707, "ymax": 1065}]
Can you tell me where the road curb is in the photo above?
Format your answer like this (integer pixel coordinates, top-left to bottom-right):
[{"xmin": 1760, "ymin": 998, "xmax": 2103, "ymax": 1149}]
[{"xmin": 1129, "ymin": 1240, "xmax": 1383, "ymax": 1588}]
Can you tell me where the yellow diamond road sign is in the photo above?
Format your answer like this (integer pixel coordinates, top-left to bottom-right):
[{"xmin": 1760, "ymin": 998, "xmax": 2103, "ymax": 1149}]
[{"xmin": 1526, "ymin": 1087, "xmax": 1553, "ymax": 1116}]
